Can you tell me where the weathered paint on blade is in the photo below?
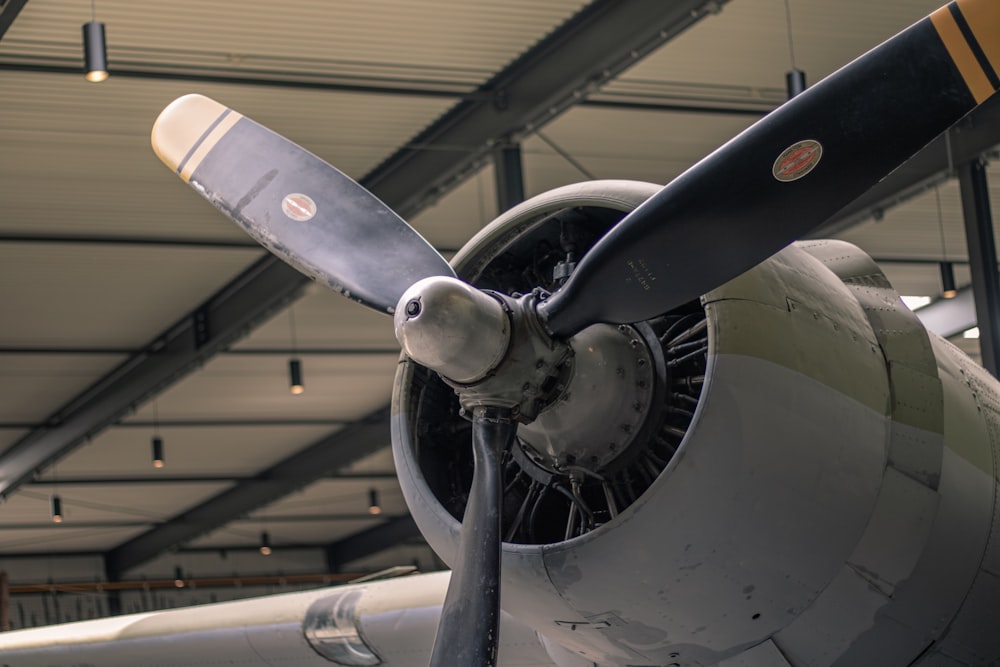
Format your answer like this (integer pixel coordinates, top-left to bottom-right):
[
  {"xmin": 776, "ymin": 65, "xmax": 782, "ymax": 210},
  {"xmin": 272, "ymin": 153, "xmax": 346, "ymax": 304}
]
[{"xmin": 151, "ymin": 94, "xmax": 243, "ymax": 183}]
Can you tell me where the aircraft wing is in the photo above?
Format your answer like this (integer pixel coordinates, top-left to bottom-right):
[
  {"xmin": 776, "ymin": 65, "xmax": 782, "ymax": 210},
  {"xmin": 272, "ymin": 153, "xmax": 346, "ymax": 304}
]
[{"xmin": 0, "ymin": 571, "xmax": 557, "ymax": 667}]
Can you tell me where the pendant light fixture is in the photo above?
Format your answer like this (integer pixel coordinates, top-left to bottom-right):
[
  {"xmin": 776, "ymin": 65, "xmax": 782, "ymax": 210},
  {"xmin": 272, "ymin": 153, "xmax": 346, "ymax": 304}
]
[
  {"xmin": 151, "ymin": 436, "xmax": 165, "ymax": 469},
  {"xmin": 82, "ymin": 1, "xmax": 108, "ymax": 83},
  {"xmin": 51, "ymin": 494, "xmax": 63, "ymax": 523},
  {"xmin": 368, "ymin": 488, "xmax": 382, "ymax": 515},
  {"xmin": 288, "ymin": 307, "xmax": 305, "ymax": 395},
  {"xmin": 288, "ymin": 358, "xmax": 304, "ymax": 395},
  {"xmin": 51, "ymin": 464, "xmax": 63, "ymax": 523},
  {"xmin": 940, "ymin": 262, "xmax": 958, "ymax": 299},
  {"xmin": 936, "ymin": 187, "xmax": 958, "ymax": 299},
  {"xmin": 260, "ymin": 531, "xmax": 272, "ymax": 556},
  {"xmin": 151, "ymin": 400, "xmax": 165, "ymax": 468}
]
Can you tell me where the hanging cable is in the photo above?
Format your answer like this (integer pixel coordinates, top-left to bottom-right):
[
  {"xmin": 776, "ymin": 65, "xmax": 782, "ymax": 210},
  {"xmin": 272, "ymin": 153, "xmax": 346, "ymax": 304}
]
[
  {"xmin": 783, "ymin": 0, "xmax": 806, "ymax": 98},
  {"xmin": 936, "ymin": 186, "xmax": 958, "ymax": 298},
  {"xmin": 82, "ymin": 0, "xmax": 108, "ymax": 82}
]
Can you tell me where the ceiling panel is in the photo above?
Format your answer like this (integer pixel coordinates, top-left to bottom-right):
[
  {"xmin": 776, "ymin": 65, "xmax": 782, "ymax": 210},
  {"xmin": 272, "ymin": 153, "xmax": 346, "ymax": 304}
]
[
  {"xmin": 521, "ymin": 106, "xmax": 757, "ymax": 199},
  {"xmin": 2, "ymin": 484, "xmax": 232, "ymax": 524},
  {"xmin": 49, "ymin": 424, "xmax": 339, "ymax": 478},
  {"xmin": 187, "ymin": 517, "xmax": 380, "ymax": 548},
  {"xmin": 0, "ymin": 244, "xmax": 261, "ymax": 347},
  {"xmin": 125, "ymin": 354, "xmax": 397, "ymax": 422},
  {"xmin": 341, "ymin": 448, "xmax": 396, "ymax": 475},
  {"xmin": 234, "ymin": 288, "xmax": 399, "ymax": 351},
  {"xmin": 0, "ymin": 526, "xmax": 150, "ymax": 554},
  {"xmin": 251, "ymin": 478, "xmax": 406, "ymax": 519},
  {"xmin": 0, "ymin": 354, "xmax": 125, "ymax": 422},
  {"xmin": 410, "ymin": 164, "xmax": 498, "ymax": 251},
  {"xmin": 877, "ymin": 263, "xmax": 972, "ymax": 299}
]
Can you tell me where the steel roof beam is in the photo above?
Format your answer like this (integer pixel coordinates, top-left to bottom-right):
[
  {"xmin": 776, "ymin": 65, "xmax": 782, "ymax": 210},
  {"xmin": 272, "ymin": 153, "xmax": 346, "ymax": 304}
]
[
  {"xmin": 0, "ymin": 0, "xmax": 28, "ymax": 42},
  {"xmin": 364, "ymin": 0, "xmax": 729, "ymax": 219}
]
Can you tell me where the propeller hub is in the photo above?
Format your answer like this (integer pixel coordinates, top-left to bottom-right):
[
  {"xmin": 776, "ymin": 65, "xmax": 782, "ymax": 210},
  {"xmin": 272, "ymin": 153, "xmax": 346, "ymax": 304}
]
[{"xmin": 394, "ymin": 276, "xmax": 510, "ymax": 385}]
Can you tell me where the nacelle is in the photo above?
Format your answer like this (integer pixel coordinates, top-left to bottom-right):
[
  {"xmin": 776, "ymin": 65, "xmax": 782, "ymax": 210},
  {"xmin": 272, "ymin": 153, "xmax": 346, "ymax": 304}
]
[{"xmin": 392, "ymin": 181, "xmax": 1000, "ymax": 666}]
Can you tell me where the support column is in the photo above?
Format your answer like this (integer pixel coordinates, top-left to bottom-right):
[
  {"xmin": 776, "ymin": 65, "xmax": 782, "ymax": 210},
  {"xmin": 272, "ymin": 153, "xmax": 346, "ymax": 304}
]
[
  {"xmin": 493, "ymin": 142, "xmax": 525, "ymax": 213},
  {"xmin": 0, "ymin": 571, "xmax": 9, "ymax": 631},
  {"xmin": 959, "ymin": 158, "xmax": 1000, "ymax": 377},
  {"xmin": 103, "ymin": 559, "xmax": 121, "ymax": 616}
]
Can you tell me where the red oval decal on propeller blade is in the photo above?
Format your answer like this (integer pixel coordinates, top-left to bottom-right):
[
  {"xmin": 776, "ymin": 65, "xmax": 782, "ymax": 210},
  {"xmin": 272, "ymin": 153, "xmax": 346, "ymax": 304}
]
[
  {"xmin": 773, "ymin": 140, "xmax": 823, "ymax": 182},
  {"xmin": 281, "ymin": 193, "xmax": 317, "ymax": 221}
]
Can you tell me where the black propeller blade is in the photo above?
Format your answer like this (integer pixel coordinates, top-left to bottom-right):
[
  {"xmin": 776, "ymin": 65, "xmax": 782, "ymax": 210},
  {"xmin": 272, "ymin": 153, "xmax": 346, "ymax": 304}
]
[
  {"xmin": 538, "ymin": 2, "xmax": 1000, "ymax": 337},
  {"xmin": 429, "ymin": 407, "xmax": 515, "ymax": 667},
  {"xmin": 152, "ymin": 95, "xmax": 512, "ymax": 667},
  {"xmin": 151, "ymin": 94, "xmax": 455, "ymax": 316}
]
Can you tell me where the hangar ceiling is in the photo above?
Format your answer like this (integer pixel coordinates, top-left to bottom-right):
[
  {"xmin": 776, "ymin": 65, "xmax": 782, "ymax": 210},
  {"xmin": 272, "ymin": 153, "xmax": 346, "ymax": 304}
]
[{"xmin": 0, "ymin": 0, "xmax": 996, "ymax": 602}]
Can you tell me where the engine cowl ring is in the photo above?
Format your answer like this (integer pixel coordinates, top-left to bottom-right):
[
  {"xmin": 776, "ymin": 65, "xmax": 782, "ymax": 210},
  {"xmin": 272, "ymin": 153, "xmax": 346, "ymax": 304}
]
[{"xmin": 393, "ymin": 180, "xmax": 707, "ymax": 546}]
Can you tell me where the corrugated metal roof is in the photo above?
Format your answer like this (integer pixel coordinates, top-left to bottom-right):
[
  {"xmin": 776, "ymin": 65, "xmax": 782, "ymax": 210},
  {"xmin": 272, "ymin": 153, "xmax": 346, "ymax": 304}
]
[
  {"xmin": 604, "ymin": 0, "xmax": 944, "ymax": 91},
  {"xmin": 2, "ymin": 0, "xmax": 589, "ymax": 87}
]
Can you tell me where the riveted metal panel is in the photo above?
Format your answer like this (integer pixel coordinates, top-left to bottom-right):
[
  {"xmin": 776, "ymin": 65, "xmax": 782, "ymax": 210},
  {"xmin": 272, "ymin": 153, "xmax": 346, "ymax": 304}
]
[
  {"xmin": 799, "ymin": 239, "xmax": 945, "ymax": 489},
  {"xmin": 846, "ymin": 467, "xmax": 939, "ymax": 597},
  {"xmin": 772, "ymin": 566, "xmax": 890, "ymax": 666},
  {"xmin": 925, "ymin": 344, "xmax": 1000, "ymax": 665},
  {"xmin": 984, "ymin": 481, "xmax": 1000, "ymax": 577},
  {"xmin": 876, "ymin": 353, "xmax": 994, "ymax": 635},
  {"xmin": 932, "ymin": 569, "xmax": 1000, "ymax": 665},
  {"xmin": 773, "ymin": 467, "xmax": 940, "ymax": 666}
]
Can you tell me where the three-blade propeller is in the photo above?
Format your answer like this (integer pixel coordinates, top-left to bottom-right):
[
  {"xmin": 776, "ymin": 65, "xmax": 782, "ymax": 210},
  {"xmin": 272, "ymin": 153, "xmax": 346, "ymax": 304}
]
[{"xmin": 152, "ymin": 2, "xmax": 1000, "ymax": 664}]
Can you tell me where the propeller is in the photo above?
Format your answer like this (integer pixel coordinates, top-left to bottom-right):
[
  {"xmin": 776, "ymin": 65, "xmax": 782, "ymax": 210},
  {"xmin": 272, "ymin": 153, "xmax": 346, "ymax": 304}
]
[
  {"xmin": 151, "ymin": 94, "xmax": 455, "ymax": 315},
  {"xmin": 151, "ymin": 3, "xmax": 1000, "ymax": 664},
  {"xmin": 537, "ymin": 2, "xmax": 1000, "ymax": 336},
  {"xmin": 429, "ymin": 406, "xmax": 516, "ymax": 667}
]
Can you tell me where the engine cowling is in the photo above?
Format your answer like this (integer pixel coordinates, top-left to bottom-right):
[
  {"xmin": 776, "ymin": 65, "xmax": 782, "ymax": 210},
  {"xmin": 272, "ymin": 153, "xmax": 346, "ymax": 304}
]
[{"xmin": 391, "ymin": 181, "xmax": 1000, "ymax": 666}]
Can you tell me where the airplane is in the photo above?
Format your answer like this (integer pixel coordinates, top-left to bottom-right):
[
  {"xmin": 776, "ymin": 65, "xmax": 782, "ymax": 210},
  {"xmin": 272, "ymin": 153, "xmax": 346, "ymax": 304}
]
[{"xmin": 1, "ymin": 0, "xmax": 1000, "ymax": 665}]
